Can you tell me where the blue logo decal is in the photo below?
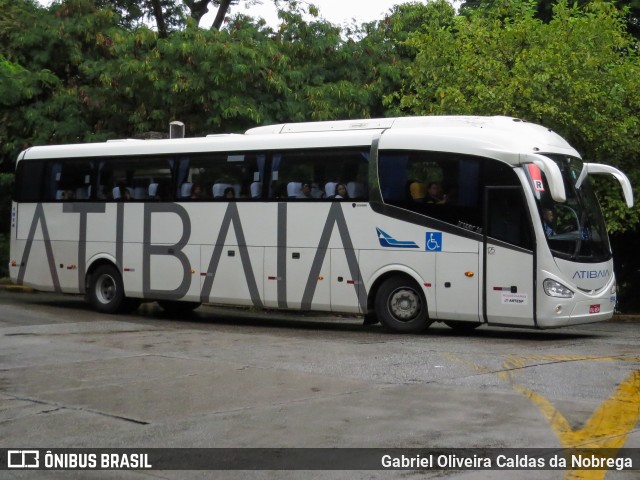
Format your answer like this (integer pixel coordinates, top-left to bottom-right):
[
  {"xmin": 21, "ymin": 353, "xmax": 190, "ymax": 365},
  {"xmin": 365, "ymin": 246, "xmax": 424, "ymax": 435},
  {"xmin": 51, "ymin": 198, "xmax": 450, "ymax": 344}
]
[
  {"xmin": 376, "ymin": 228, "xmax": 419, "ymax": 248},
  {"xmin": 425, "ymin": 232, "xmax": 442, "ymax": 252}
]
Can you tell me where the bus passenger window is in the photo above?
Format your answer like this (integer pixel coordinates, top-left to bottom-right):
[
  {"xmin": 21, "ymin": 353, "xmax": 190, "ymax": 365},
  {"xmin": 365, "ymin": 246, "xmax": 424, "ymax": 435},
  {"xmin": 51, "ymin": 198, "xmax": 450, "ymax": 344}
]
[
  {"xmin": 45, "ymin": 160, "xmax": 94, "ymax": 202},
  {"xmin": 379, "ymin": 151, "xmax": 525, "ymax": 234},
  {"xmin": 272, "ymin": 148, "xmax": 369, "ymax": 201},
  {"xmin": 379, "ymin": 151, "xmax": 478, "ymax": 227},
  {"xmin": 98, "ymin": 157, "xmax": 172, "ymax": 201},
  {"xmin": 486, "ymin": 189, "xmax": 533, "ymax": 250}
]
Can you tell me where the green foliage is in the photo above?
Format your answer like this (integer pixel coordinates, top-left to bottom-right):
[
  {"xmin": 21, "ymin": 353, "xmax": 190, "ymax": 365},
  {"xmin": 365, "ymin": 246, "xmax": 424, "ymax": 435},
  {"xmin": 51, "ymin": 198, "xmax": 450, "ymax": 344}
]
[
  {"xmin": 95, "ymin": 0, "xmax": 187, "ymax": 33},
  {"xmin": 1, "ymin": 0, "xmax": 639, "ymax": 236},
  {"xmin": 460, "ymin": 1, "xmax": 640, "ymax": 38},
  {"xmin": 395, "ymin": 0, "xmax": 640, "ymax": 233}
]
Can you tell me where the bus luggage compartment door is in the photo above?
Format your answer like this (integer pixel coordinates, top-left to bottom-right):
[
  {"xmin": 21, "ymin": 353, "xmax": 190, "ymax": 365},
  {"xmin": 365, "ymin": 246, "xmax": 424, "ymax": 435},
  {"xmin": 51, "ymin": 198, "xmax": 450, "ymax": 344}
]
[{"xmin": 435, "ymin": 252, "xmax": 480, "ymax": 323}]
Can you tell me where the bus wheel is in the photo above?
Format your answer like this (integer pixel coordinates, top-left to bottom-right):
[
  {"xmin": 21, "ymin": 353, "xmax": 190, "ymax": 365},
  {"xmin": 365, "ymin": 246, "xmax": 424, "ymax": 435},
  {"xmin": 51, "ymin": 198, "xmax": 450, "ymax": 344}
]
[
  {"xmin": 158, "ymin": 300, "xmax": 201, "ymax": 315},
  {"xmin": 88, "ymin": 264, "xmax": 126, "ymax": 314},
  {"xmin": 443, "ymin": 320, "xmax": 480, "ymax": 332},
  {"xmin": 375, "ymin": 276, "xmax": 431, "ymax": 333}
]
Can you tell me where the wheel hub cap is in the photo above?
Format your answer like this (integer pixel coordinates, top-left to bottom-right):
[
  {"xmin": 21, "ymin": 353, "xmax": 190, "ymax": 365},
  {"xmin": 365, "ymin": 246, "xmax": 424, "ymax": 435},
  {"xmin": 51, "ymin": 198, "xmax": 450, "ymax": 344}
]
[
  {"xmin": 389, "ymin": 288, "xmax": 420, "ymax": 321},
  {"xmin": 96, "ymin": 275, "xmax": 116, "ymax": 304}
]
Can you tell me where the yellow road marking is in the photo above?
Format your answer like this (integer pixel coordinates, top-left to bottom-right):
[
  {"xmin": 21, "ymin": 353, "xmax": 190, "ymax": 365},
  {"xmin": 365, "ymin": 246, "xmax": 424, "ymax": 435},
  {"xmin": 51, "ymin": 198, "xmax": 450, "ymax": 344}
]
[{"xmin": 446, "ymin": 354, "xmax": 640, "ymax": 479}]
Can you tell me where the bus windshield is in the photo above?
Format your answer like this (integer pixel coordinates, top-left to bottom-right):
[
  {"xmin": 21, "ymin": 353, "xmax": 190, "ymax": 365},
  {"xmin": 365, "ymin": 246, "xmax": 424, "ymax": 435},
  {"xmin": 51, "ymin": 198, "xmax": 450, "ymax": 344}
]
[{"xmin": 529, "ymin": 155, "xmax": 610, "ymax": 263}]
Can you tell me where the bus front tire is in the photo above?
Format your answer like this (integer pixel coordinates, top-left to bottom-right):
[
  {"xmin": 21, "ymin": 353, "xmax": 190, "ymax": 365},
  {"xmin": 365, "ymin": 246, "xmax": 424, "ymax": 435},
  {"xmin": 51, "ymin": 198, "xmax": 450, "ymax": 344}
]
[
  {"xmin": 88, "ymin": 264, "xmax": 127, "ymax": 314},
  {"xmin": 375, "ymin": 276, "xmax": 431, "ymax": 333}
]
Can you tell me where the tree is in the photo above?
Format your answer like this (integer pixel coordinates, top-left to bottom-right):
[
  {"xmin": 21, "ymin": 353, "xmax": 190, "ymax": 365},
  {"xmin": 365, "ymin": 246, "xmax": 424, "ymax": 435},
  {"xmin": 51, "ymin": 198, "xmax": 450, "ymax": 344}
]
[
  {"xmin": 184, "ymin": 0, "xmax": 213, "ymax": 24},
  {"xmin": 211, "ymin": 0, "xmax": 238, "ymax": 30},
  {"xmin": 0, "ymin": 0, "xmax": 127, "ymax": 170},
  {"xmin": 94, "ymin": 0, "xmax": 258, "ymax": 33},
  {"xmin": 460, "ymin": 0, "xmax": 640, "ymax": 37},
  {"xmin": 94, "ymin": 0, "xmax": 186, "ymax": 36},
  {"xmin": 396, "ymin": 0, "xmax": 640, "ymax": 232}
]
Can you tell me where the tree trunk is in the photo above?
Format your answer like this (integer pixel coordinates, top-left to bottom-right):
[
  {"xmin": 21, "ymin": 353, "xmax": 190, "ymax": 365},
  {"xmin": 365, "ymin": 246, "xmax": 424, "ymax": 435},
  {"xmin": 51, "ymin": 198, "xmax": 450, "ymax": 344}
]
[
  {"xmin": 184, "ymin": 0, "xmax": 212, "ymax": 25},
  {"xmin": 149, "ymin": 0, "xmax": 167, "ymax": 38},
  {"xmin": 211, "ymin": 0, "xmax": 233, "ymax": 30}
]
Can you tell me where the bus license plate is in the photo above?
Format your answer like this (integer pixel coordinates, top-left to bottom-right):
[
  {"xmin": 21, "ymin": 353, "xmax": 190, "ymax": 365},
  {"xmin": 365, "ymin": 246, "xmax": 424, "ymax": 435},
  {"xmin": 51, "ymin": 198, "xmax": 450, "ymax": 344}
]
[{"xmin": 589, "ymin": 304, "xmax": 601, "ymax": 314}]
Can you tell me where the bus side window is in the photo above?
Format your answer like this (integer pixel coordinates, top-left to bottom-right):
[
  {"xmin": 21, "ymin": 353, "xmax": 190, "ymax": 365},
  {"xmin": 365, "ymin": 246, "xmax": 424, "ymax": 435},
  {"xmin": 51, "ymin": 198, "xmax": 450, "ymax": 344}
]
[
  {"xmin": 177, "ymin": 152, "xmax": 264, "ymax": 200},
  {"xmin": 272, "ymin": 148, "xmax": 369, "ymax": 201},
  {"xmin": 44, "ymin": 160, "xmax": 93, "ymax": 202},
  {"xmin": 15, "ymin": 160, "xmax": 45, "ymax": 202},
  {"xmin": 486, "ymin": 188, "xmax": 533, "ymax": 250}
]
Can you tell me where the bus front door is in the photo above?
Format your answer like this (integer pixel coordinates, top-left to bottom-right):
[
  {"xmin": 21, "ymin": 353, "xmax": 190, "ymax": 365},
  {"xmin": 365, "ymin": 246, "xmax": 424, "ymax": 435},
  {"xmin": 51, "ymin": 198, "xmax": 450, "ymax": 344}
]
[{"xmin": 483, "ymin": 187, "xmax": 536, "ymax": 327}]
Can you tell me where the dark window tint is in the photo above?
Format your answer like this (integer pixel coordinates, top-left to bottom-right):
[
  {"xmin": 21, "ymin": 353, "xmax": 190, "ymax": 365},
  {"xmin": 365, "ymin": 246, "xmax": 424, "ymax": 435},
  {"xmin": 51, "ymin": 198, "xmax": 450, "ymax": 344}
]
[
  {"xmin": 379, "ymin": 150, "xmax": 521, "ymax": 236},
  {"xmin": 44, "ymin": 160, "xmax": 94, "ymax": 201},
  {"xmin": 271, "ymin": 148, "xmax": 369, "ymax": 200},
  {"xmin": 175, "ymin": 152, "xmax": 265, "ymax": 200},
  {"xmin": 15, "ymin": 161, "xmax": 45, "ymax": 202},
  {"xmin": 486, "ymin": 188, "xmax": 533, "ymax": 250},
  {"xmin": 97, "ymin": 157, "xmax": 173, "ymax": 201}
]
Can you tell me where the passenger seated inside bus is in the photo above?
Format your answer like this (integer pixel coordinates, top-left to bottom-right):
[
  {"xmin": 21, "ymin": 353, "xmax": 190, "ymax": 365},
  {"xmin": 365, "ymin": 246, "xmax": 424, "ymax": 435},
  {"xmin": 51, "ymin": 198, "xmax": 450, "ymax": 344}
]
[
  {"xmin": 296, "ymin": 182, "xmax": 313, "ymax": 199},
  {"xmin": 334, "ymin": 183, "xmax": 348, "ymax": 199},
  {"xmin": 311, "ymin": 183, "xmax": 323, "ymax": 198},
  {"xmin": 60, "ymin": 190, "xmax": 75, "ymax": 200},
  {"xmin": 213, "ymin": 183, "xmax": 239, "ymax": 198},
  {"xmin": 190, "ymin": 183, "xmax": 205, "ymax": 199},
  {"xmin": 425, "ymin": 182, "xmax": 447, "ymax": 204},
  {"xmin": 148, "ymin": 182, "xmax": 172, "ymax": 201},
  {"xmin": 409, "ymin": 181, "xmax": 426, "ymax": 201}
]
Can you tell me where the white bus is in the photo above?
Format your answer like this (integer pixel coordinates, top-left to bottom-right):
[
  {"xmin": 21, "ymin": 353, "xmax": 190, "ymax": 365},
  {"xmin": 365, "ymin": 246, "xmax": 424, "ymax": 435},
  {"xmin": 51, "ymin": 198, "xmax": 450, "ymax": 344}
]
[{"xmin": 9, "ymin": 116, "xmax": 634, "ymax": 332}]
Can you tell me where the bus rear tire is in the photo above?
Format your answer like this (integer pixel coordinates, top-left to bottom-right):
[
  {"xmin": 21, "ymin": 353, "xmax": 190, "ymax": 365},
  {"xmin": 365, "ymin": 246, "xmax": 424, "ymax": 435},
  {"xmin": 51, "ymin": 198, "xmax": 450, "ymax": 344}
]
[
  {"xmin": 375, "ymin": 275, "xmax": 431, "ymax": 333},
  {"xmin": 158, "ymin": 300, "xmax": 201, "ymax": 315},
  {"xmin": 88, "ymin": 264, "xmax": 127, "ymax": 314}
]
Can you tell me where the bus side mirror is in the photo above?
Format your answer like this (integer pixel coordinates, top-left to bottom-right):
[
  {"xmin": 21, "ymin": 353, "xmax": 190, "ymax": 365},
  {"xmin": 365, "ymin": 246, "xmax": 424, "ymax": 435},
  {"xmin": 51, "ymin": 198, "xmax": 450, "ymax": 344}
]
[
  {"xmin": 576, "ymin": 163, "xmax": 634, "ymax": 208},
  {"xmin": 520, "ymin": 154, "xmax": 567, "ymax": 203}
]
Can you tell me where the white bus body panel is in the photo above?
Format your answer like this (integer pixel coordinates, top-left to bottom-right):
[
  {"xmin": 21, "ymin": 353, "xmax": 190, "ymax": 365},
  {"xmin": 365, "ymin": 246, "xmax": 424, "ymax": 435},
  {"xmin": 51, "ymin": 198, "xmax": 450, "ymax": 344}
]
[
  {"xmin": 10, "ymin": 116, "xmax": 630, "ymax": 330},
  {"xmin": 436, "ymin": 252, "xmax": 480, "ymax": 323},
  {"xmin": 484, "ymin": 245, "xmax": 535, "ymax": 326},
  {"xmin": 536, "ymin": 259, "xmax": 616, "ymax": 328}
]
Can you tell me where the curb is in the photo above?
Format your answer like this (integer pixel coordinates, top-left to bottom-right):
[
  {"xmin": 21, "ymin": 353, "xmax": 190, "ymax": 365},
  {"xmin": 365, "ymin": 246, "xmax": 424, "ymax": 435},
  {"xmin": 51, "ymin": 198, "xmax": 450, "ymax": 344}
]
[{"xmin": 610, "ymin": 314, "xmax": 640, "ymax": 323}]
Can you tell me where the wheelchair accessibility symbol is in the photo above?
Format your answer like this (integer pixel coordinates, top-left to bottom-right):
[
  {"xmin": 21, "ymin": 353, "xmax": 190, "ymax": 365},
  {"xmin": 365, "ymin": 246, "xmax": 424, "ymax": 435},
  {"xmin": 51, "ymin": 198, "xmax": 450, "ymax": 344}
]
[{"xmin": 425, "ymin": 232, "xmax": 442, "ymax": 252}]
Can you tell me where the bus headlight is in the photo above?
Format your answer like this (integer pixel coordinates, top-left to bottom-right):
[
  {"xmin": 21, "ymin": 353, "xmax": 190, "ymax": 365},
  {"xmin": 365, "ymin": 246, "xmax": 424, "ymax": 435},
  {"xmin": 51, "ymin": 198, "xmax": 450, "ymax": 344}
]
[
  {"xmin": 543, "ymin": 279, "xmax": 574, "ymax": 298},
  {"xmin": 611, "ymin": 280, "xmax": 617, "ymax": 295}
]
